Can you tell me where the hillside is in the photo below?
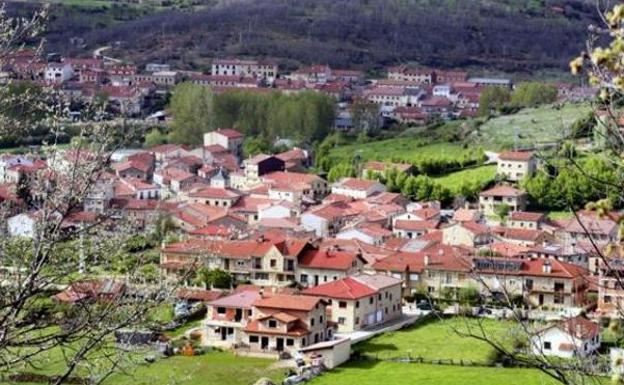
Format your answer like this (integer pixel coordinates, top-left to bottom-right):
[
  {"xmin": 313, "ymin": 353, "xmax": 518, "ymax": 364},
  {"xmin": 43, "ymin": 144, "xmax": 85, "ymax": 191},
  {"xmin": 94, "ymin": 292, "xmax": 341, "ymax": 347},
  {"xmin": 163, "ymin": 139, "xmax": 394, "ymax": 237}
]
[{"xmin": 9, "ymin": 0, "xmax": 598, "ymax": 74}]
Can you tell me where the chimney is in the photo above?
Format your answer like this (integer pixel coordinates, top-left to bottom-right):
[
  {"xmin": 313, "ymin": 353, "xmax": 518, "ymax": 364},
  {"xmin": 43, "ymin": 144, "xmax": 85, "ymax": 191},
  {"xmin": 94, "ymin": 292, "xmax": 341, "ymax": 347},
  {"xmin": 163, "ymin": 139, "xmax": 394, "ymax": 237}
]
[
  {"xmin": 259, "ymin": 286, "xmax": 264, "ymax": 298},
  {"xmin": 543, "ymin": 260, "xmax": 552, "ymax": 274},
  {"xmin": 424, "ymin": 255, "xmax": 430, "ymax": 266}
]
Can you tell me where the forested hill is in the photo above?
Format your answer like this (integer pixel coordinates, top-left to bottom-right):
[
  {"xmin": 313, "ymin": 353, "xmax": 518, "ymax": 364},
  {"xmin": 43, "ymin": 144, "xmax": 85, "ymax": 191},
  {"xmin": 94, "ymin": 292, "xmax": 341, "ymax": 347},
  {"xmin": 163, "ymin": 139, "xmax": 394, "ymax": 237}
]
[{"xmin": 12, "ymin": 0, "xmax": 599, "ymax": 73}]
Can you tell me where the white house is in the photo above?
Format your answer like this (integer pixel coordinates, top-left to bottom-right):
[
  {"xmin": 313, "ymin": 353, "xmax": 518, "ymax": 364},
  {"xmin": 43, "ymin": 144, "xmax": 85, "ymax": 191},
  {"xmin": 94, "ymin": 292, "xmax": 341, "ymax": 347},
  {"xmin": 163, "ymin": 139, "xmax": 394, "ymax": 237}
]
[
  {"xmin": 331, "ymin": 178, "xmax": 386, "ymax": 199},
  {"xmin": 531, "ymin": 316, "xmax": 600, "ymax": 358},
  {"xmin": 45, "ymin": 63, "xmax": 74, "ymax": 83}
]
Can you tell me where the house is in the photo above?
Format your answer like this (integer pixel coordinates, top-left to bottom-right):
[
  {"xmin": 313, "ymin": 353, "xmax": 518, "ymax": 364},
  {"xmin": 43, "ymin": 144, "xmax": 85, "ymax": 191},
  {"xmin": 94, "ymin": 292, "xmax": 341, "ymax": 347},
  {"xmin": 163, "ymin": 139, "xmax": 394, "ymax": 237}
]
[
  {"xmin": 275, "ymin": 147, "xmax": 311, "ymax": 171},
  {"xmin": 508, "ymin": 211, "xmax": 546, "ymax": 230},
  {"xmin": 211, "ymin": 58, "xmax": 278, "ymax": 82},
  {"xmin": 497, "ymin": 151, "xmax": 537, "ymax": 182},
  {"xmin": 45, "ymin": 62, "xmax": 74, "ymax": 83},
  {"xmin": 297, "ymin": 247, "xmax": 366, "ymax": 287},
  {"xmin": 153, "ymin": 167, "xmax": 203, "ymax": 195},
  {"xmin": 161, "ymin": 237, "xmax": 312, "ymax": 286},
  {"xmin": 299, "ymin": 338, "xmax": 351, "ymax": 369},
  {"xmin": 262, "ymin": 171, "xmax": 329, "ymax": 202},
  {"xmin": 392, "ymin": 219, "xmax": 439, "ymax": 239},
  {"xmin": 473, "ymin": 257, "xmax": 589, "ymax": 308},
  {"xmin": 300, "ymin": 202, "xmax": 363, "ymax": 237},
  {"xmin": 530, "ymin": 317, "xmax": 600, "ymax": 358},
  {"xmin": 555, "ymin": 210, "xmax": 620, "ymax": 244},
  {"xmin": 332, "ymin": 178, "xmax": 386, "ymax": 199},
  {"xmin": 243, "ymin": 155, "xmax": 285, "ymax": 185},
  {"xmin": 442, "ymin": 221, "xmax": 492, "ymax": 247},
  {"xmin": 302, "ymin": 274, "xmax": 402, "ymax": 332},
  {"xmin": 113, "ymin": 159, "xmax": 152, "ymax": 181},
  {"xmin": 335, "ymin": 224, "xmax": 392, "ymax": 246},
  {"xmin": 203, "ymin": 289, "xmax": 262, "ymax": 348},
  {"xmin": 478, "ymin": 185, "xmax": 528, "ymax": 214},
  {"xmin": 52, "ymin": 279, "xmax": 125, "ymax": 304},
  {"xmin": 114, "ymin": 178, "xmax": 160, "ymax": 200},
  {"xmin": 186, "ymin": 186, "xmax": 241, "ymax": 208},
  {"xmin": 387, "ymin": 66, "xmax": 435, "ymax": 84},
  {"xmin": 492, "ymin": 227, "xmax": 553, "ymax": 247},
  {"xmin": 203, "ymin": 128, "xmax": 245, "ymax": 159},
  {"xmin": 243, "ymin": 294, "xmax": 334, "ymax": 354}
]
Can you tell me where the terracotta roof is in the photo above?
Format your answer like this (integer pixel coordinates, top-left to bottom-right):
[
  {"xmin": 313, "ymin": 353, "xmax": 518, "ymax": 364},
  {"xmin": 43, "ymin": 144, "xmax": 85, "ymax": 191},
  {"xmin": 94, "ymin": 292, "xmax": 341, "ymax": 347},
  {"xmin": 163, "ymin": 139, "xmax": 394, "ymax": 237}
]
[
  {"xmin": 493, "ymin": 227, "xmax": 545, "ymax": 242},
  {"xmin": 189, "ymin": 186, "xmax": 241, "ymax": 199},
  {"xmin": 298, "ymin": 248, "xmax": 363, "ymax": 271},
  {"xmin": 509, "ymin": 211, "xmax": 545, "ymax": 222},
  {"xmin": 394, "ymin": 220, "xmax": 438, "ymax": 232},
  {"xmin": 253, "ymin": 294, "xmax": 324, "ymax": 311},
  {"xmin": 453, "ymin": 209, "xmax": 480, "ymax": 222},
  {"xmin": 460, "ymin": 221, "xmax": 490, "ymax": 235},
  {"xmin": 498, "ymin": 151, "xmax": 535, "ymax": 161},
  {"xmin": 215, "ymin": 128, "xmax": 244, "ymax": 139},
  {"xmin": 177, "ymin": 289, "xmax": 223, "ymax": 302},
  {"xmin": 480, "ymin": 185, "xmax": 526, "ymax": 197},
  {"xmin": 551, "ymin": 316, "xmax": 600, "ymax": 340},
  {"xmin": 209, "ymin": 290, "xmax": 261, "ymax": 309},
  {"xmin": 262, "ymin": 171, "xmax": 321, "ymax": 185},
  {"xmin": 302, "ymin": 277, "xmax": 377, "ymax": 300},
  {"xmin": 336, "ymin": 178, "xmax": 381, "ymax": 191},
  {"xmin": 244, "ymin": 319, "xmax": 309, "ymax": 336},
  {"xmin": 258, "ymin": 311, "xmax": 299, "ymax": 323},
  {"xmin": 489, "ymin": 242, "xmax": 530, "ymax": 257}
]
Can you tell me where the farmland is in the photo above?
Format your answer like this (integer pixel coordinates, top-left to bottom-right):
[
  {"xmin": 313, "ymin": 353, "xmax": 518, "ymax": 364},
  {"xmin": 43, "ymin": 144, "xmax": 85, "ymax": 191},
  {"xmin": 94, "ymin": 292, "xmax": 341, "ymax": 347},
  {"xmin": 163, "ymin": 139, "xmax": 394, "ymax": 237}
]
[
  {"xmin": 326, "ymin": 140, "xmax": 483, "ymax": 167},
  {"xmin": 432, "ymin": 165, "xmax": 497, "ymax": 193},
  {"xmin": 470, "ymin": 103, "xmax": 592, "ymax": 150}
]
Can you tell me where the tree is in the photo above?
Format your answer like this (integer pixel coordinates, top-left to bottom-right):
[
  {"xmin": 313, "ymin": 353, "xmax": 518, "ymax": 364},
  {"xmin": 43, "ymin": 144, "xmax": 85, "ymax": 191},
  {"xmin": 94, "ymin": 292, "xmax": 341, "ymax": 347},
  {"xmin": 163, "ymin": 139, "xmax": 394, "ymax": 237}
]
[
  {"xmin": 494, "ymin": 203, "xmax": 510, "ymax": 222},
  {"xmin": 509, "ymin": 82, "xmax": 558, "ymax": 108},
  {"xmin": 144, "ymin": 128, "xmax": 168, "ymax": 147},
  {"xmin": 243, "ymin": 136, "xmax": 272, "ymax": 157},
  {"xmin": 460, "ymin": 6, "xmax": 624, "ymax": 385},
  {"xmin": 351, "ymin": 100, "xmax": 381, "ymax": 136},
  {"xmin": 168, "ymin": 82, "xmax": 215, "ymax": 145},
  {"xmin": 477, "ymin": 86, "xmax": 511, "ymax": 116},
  {"xmin": 0, "ymin": 9, "xmax": 184, "ymax": 385}
]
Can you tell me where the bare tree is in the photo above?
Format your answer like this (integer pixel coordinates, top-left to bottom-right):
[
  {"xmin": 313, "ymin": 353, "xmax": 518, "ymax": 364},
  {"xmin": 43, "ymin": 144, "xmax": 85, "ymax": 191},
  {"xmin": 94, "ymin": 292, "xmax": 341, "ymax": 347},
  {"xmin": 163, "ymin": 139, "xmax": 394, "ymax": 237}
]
[{"xmin": 0, "ymin": 6, "xmax": 187, "ymax": 385}]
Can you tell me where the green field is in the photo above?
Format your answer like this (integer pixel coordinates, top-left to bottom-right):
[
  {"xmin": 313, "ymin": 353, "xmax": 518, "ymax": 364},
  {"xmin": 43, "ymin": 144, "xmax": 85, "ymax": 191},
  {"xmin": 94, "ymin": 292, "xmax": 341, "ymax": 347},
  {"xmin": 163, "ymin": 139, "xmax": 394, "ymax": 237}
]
[
  {"xmin": 308, "ymin": 361, "xmax": 559, "ymax": 385},
  {"xmin": 354, "ymin": 317, "xmax": 515, "ymax": 363},
  {"xmin": 432, "ymin": 165, "xmax": 497, "ymax": 193},
  {"xmin": 7, "ymin": 348, "xmax": 283, "ymax": 385},
  {"xmin": 472, "ymin": 103, "xmax": 591, "ymax": 150},
  {"xmin": 310, "ymin": 317, "xmax": 564, "ymax": 385},
  {"xmin": 327, "ymin": 140, "xmax": 482, "ymax": 166}
]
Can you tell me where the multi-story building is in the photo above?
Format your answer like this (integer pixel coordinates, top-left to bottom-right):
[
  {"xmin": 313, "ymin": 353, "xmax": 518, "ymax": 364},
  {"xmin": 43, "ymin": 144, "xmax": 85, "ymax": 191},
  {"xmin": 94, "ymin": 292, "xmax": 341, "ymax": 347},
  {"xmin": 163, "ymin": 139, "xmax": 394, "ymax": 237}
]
[
  {"xmin": 302, "ymin": 274, "xmax": 402, "ymax": 332},
  {"xmin": 478, "ymin": 185, "xmax": 528, "ymax": 214},
  {"xmin": 497, "ymin": 151, "xmax": 537, "ymax": 182}
]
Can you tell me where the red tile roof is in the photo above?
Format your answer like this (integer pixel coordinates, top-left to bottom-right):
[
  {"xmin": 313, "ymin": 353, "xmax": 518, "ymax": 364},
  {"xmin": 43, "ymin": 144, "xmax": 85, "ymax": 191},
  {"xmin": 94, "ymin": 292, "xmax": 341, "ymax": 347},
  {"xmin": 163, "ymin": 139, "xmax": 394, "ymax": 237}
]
[
  {"xmin": 394, "ymin": 220, "xmax": 438, "ymax": 232},
  {"xmin": 498, "ymin": 151, "xmax": 535, "ymax": 161},
  {"xmin": 253, "ymin": 294, "xmax": 324, "ymax": 311},
  {"xmin": 509, "ymin": 211, "xmax": 545, "ymax": 222},
  {"xmin": 298, "ymin": 248, "xmax": 363, "ymax": 271},
  {"xmin": 480, "ymin": 185, "xmax": 526, "ymax": 197},
  {"xmin": 302, "ymin": 277, "xmax": 377, "ymax": 300},
  {"xmin": 215, "ymin": 128, "xmax": 244, "ymax": 139}
]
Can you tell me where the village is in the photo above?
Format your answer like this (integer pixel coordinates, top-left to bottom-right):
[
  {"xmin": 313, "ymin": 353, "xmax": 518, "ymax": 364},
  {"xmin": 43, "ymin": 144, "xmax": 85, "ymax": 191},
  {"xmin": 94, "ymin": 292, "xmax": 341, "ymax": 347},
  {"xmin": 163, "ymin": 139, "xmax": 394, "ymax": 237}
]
[{"xmin": 0, "ymin": 48, "xmax": 620, "ymax": 385}]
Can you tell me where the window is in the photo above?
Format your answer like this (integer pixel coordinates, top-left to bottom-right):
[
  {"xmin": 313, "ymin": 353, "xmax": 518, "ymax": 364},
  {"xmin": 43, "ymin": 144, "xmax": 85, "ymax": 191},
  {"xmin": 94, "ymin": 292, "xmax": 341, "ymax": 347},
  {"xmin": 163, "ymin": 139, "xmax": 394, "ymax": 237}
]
[
  {"xmin": 217, "ymin": 307, "xmax": 226, "ymax": 314},
  {"xmin": 355, "ymin": 317, "xmax": 360, "ymax": 325},
  {"xmin": 286, "ymin": 338, "xmax": 294, "ymax": 346},
  {"xmin": 355, "ymin": 301, "xmax": 360, "ymax": 308},
  {"xmin": 378, "ymin": 294, "xmax": 382, "ymax": 300},
  {"xmin": 311, "ymin": 318, "xmax": 315, "ymax": 326},
  {"xmin": 319, "ymin": 316, "xmax": 324, "ymax": 324},
  {"xmin": 543, "ymin": 341, "xmax": 551, "ymax": 350},
  {"xmin": 369, "ymin": 297, "xmax": 374, "ymax": 305},
  {"xmin": 270, "ymin": 259, "xmax": 277, "ymax": 268},
  {"xmin": 339, "ymin": 301, "xmax": 347, "ymax": 308},
  {"xmin": 249, "ymin": 336, "xmax": 259, "ymax": 343},
  {"xmin": 338, "ymin": 317, "xmax": 346, "ymax": 325},
  {"xmin": 300, "ymin": 274, "xmax": 308, "ymax": 284},
  {"xmin": 268, "ymin": 320, "xmax": 277, "ymax": 328}
]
